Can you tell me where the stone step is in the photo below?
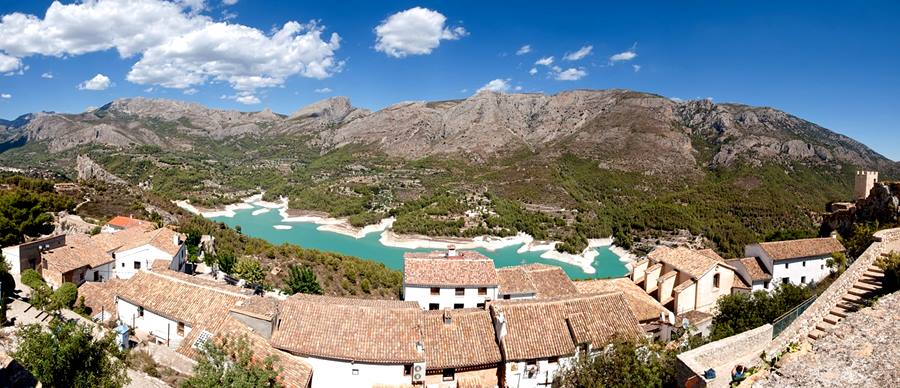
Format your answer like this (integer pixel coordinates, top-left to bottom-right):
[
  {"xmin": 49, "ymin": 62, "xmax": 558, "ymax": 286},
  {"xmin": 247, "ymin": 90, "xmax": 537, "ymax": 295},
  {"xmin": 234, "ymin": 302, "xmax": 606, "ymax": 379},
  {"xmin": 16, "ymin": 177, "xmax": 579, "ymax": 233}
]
[
  {"xmin": 863, "ymin": 270, "xmax": 885, "ymax": 279},
  {"xmin": 828, "ymin": 308, "xmax": 849, "ymax": 319},
  {"xmin": 867, "ymin": 266, "xmax": 884, "ymax": 274},
  {"xmin": 853, "ymin": 282, "xmax": 880, "ymax": 292},
  {"xmin": 835, "ymin": 301, "xmax": 861, "ymax": 312},
  {"xmin": 808, "ymin": 329, "xmax": 824, "ymax": 340},
  {"xmin": 816, "ymin": 321, "xmax": 835, "ymax": 332},
  {"xmin": 848, "ymin": 287, "xmax": 874, "ymax": 298},
  {"xmin": 823, "ymin": 314, "xmax": 843, "ymax": 325},
  {"xmin": 842, "ymin": 294, "xmax": 866, "ymax": 305},
  {"xmin": 858, "ymin": 277, "xmax": 884, "ymax": 287}
]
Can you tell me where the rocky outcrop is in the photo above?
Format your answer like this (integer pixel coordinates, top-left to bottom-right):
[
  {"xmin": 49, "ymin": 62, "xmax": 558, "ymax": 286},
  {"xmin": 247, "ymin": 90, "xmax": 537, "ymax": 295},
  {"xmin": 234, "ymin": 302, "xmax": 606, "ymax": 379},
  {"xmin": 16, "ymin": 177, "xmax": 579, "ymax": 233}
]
[
  {"xmin": 822, "ymin": 182, "xmax": 900, "ymax": 235},
  {"xmin": 756, "ymin": 291, "xmax": 900, "ymax": 387},
  {"xmin": 76, "ymin": 155, "xmax": 127, "ymax": 185}
]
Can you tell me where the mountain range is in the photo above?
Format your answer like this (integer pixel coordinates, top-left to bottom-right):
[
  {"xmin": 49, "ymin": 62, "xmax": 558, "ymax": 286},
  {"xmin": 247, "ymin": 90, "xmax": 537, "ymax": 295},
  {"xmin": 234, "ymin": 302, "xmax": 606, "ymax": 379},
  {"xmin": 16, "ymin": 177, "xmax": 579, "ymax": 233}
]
[{"xmin": 1, "ymin": 89, "xmax": 896, "ymax": 256}]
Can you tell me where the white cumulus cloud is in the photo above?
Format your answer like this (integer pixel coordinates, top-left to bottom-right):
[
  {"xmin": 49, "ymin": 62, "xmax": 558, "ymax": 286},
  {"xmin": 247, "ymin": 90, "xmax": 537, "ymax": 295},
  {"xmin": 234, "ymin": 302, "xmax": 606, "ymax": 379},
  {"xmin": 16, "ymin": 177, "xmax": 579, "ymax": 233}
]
[
  {"xmin": 374, "ymin": 7, "xmax": 467, "ymax": 58},
  {"xmin": 41, "ymin": 72, "xmax": 53, "ymax": 79},
  {"xmin": 0, "ymin": 93, "xmax": 10, "ymax": 99},
  {"xmin": 234, "ymin": 94, "xmax": 259, "ymax": 104},
  {"xmin": 78, "ymin": 73, "xmax": 112, "ymax": 90},
  {"xmin": 553, "ymin": 67, "xmax": 587, "ymax": 81},
  {"xmin": 529, "ymin": 67, "xmax": 537, "ymax": 76},
  {"xmin": 478, "ymin": 78, "xmax": 511, "ymax": 93},
  {"xmin": 516, "ymin": 45, "xmax": 531, "ymax": 55},
  {"xmin": 632, "ymin": 64, "xmax": 641, "ymax": 72},
  {"xmin": 610, "ymin": 50, "xmax": 637, "ymax": 62},
  {"xmin": 0, "ymin": 52, "xmax": 21, "ymax": 73},
  {"xmin": 314, "ymin": 87, "xmax": 332, "ymax": 93},
  {"xmin": 0, "ymin": 0, "xmax": 342, "ymax": 94},
  {"xmin": 222, "ymin": 0, "xmax": 239, "ymax": 5},
  {"xmin": 563, "ymin": 45, "xmax": 592, "ymax": 61},
  {"xmin": 535, "ymin": 56, "xmax": 554, "ymax": 66}
]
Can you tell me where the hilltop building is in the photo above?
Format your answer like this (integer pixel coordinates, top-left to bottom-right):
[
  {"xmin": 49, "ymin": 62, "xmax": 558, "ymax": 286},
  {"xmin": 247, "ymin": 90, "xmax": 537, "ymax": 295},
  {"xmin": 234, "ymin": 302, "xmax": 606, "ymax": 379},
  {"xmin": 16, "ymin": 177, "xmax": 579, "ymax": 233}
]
[
  {"xmin": 39, "ymin": 233, "xmax": 115, "ymax": 288},
  {"xmin": 403, "ymin": 247, "xmax": 500, "ymax": 310},
  {"xmin": 101, "ymin": 215, "xmax": 155, "ymax": 234},
  {"xmin": 854, "ymin": 170, "xmax": 878, "ymax": 200},
  {"xmin": 744, "ymin": 237, "xmax": 845, "ymax": 289}
]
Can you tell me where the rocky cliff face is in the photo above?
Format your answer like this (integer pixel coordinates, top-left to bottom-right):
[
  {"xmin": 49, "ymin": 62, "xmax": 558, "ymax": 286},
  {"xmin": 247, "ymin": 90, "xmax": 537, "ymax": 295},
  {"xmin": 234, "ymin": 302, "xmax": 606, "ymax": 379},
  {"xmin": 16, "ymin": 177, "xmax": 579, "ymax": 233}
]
[
  {"xmin": 1, "ymin": 90, "xmax": 896, "ymax": 175},
  {"xmin": 76, "ymin": 155, "xmax": 127, "ymax": 185}
]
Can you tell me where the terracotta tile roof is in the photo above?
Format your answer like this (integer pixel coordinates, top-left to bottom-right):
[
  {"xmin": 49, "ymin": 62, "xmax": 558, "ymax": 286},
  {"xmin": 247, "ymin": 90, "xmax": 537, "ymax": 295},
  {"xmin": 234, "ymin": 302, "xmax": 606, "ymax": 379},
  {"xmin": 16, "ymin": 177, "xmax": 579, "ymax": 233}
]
[
  {"xmin": 489, "ymin": 292, "xmax": 642, "ymax": 360},
  {"xmin": 756, "ymin": 238, "xmax": 846, "ymax": 261},
  {"xmin": 77, "ymin": 279, "xmax": 124, "ymax": 320},
  {"xmin": 42, "ymin": 234, "xmax": 113, "ymax": 273},
  {"xmin": 676, "ymin": 310, "xmax": 713, "ymax": 327},
  {"xmin": 497, "ymin": 264, "xmax": 578, "ymax": 298},
  {"xmin": 92, "ymin": 227, "xmax": 183, "ymax": 257},
  {"xmin": 106, "ymin": 216, "xmax": 154, "ymax": 231},
  {"xmin": 422, "ymin": 309, "xmax": 502, "ymax": 370},
  {"xmin": 214, "ymin": 316, "xmax": 312, "ymax": 388},
  {"xmin": 726, "ymin": 257, "xmax": 772, "ymax": 285},
  {"xmin": 574, "ymin": 278, "xmax": 670, "ymax": 322},
  {"xmin": 271, "ymin": 294, "xmax": 425, "ymax": 364},
  {"xmin": 673, "ymin": 279, "xmax": 695, "ymax": 293},
  {"xmin": 649, "ymin": 246, "xmax": 734, "ymax": 280},
  {"xmin": 403, "ymin": 251, "xmax": 499, "ymax": 287}
]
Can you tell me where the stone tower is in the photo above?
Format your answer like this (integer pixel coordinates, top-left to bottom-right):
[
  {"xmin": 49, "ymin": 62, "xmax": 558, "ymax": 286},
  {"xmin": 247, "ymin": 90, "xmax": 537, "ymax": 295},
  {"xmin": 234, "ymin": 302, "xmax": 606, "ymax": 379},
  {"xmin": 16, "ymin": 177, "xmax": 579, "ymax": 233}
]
[{"xmin": 854, "ymin": 170, "xmax": 879, "ymax": 200}]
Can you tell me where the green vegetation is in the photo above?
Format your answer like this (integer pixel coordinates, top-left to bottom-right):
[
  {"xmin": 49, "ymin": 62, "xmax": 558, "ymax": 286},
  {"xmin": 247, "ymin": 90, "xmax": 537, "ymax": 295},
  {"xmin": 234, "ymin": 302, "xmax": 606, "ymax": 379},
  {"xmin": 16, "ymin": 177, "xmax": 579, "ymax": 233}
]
[
  {"xmin": 553, "ymin": 339, "xmax": 676, "ymax": 388},
  {"xmin": 183, "ymin": 336, "xmax": 283, "ymax": 388},
  {"xmin": 21, "ymin": 268, "xmax": 45, "ymax": 290},
  {"xmin": 233, "ymin": 258, "xmax": 266, "ymax": 285},
  {"xmin": 876, "ymin": 251, "xmax": 900, "ymax": 293},
  {"xmin": 840, "ymin": 222, "xmax": 879, "ymax": 258},
  {"xmin": 0, "ymin": 176, "xmax": 74, "ymax": 246},
  {"xmin": 53, "ymin": 282, "xmax": 79, "ymax": 308},
  {"xmin": 284, "ymin": 265, "xmax": 323, "ymax": 295},
  {"xmin": 13, "ymin": 320, "xmax": 130, "ymax": 388},
  {"xmin": 709, "ymin": 283, "xmax": 813, "ymax": 341}
]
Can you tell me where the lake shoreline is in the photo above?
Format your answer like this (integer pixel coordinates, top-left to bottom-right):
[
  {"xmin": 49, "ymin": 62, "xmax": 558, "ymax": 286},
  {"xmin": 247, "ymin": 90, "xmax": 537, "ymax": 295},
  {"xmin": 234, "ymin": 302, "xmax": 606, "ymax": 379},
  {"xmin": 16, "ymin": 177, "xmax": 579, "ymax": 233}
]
[{"xmin": 174, "ymin": 193, "xmax": 635, "ymax": 275}]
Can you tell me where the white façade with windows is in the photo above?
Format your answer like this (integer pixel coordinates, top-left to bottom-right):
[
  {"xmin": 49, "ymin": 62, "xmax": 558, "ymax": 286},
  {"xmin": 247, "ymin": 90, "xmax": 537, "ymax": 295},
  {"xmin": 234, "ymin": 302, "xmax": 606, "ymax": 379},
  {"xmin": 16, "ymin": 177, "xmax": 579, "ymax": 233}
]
[
  {"xmin": 404, "ymin": 285, "xmax": 499, "ymax": 310},
  {"xmin": 503, "ymin": 357, "xmax": 574, "ymax": 388},
  {"xmin": 302, "ymin": 356, "xmax": 414, "ymax": 388},
  {"xmin": 744, "ymin": 245, "xmax": 833, "ymax": 289},
  {"xmin": 116, "ymin": 296, "xmax": 191, "ymax": 346},
  {"xmin": 114, "ymin": 243, "xmax": 186, "ymax": 279}
]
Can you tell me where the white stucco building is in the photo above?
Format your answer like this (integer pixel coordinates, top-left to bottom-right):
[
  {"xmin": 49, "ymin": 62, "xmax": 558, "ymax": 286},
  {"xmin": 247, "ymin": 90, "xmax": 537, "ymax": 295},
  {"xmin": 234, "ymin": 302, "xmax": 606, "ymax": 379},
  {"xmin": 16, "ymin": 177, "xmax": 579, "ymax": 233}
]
[
  {"xmin": 634, "ymin": 247, "xmax": 737, "ymax": 316},
  {"xmin": 403, "ymin": 248, "xmax": 500, "ymax": 310},
  {"xmin": 93, "ymin": 226, "xmax": 187, "ymax": 279},
  {"xmin": 744, "ymin": 237, "xmax": 845, "ymax": 289}
]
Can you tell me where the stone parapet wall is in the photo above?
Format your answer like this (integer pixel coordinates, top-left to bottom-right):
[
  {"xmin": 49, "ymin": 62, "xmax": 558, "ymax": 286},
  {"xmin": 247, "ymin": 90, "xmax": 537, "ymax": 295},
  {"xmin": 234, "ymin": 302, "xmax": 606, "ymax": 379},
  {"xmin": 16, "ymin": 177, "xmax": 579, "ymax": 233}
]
[
  {"xmin": 676, "ymin": 324, "xmax": 773, "ymax": 388},
  {"xmin": 764, "ymin": 227, "xmax": 900, "ymax": 358}
]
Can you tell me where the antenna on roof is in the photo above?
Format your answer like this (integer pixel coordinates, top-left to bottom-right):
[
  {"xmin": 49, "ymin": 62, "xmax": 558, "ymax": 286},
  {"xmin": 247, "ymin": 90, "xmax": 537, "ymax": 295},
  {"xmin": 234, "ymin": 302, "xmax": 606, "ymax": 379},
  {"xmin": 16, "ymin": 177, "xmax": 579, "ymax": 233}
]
[
  {"xmin": 443, "ymin": 310, "xmax": 452, "ymax": 325},
  {"xmin": 447, "ymin": 244, "xmax": 457, "ymax": 257}
]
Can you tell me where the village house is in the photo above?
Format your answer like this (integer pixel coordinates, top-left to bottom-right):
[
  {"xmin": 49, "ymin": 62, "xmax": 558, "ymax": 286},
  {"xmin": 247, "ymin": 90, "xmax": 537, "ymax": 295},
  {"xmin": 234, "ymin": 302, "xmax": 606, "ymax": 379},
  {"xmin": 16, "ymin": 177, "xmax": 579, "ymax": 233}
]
[
  {"xmin": 39, "ymin": 233, "xmax": 115, "ymax": 288},
  {"xmin": 634, "ymin": 247, "xmax": 737, "ymax": 317},
  {"xmin": 422, "ymin": 308, "xmax": 503, "ymax": 387},
  {"xmin": 93, "ymin": 226, "xmax": 187, "ymax": 279},
  {"xmin": 403, "ymin": 247, "xmax": 500, "ymax": 310},
  {"xmin": 496, "ymin": 263, "xmax": 579, "ymax": 300},
  {"xmin": 270, "ymin": 294, "xmax": 426, "ymax": 388},
  {"xmin": 100, "ymin": 215, "xmax": 155, "ymax": 234},
  {"xmin": 77, "ymin": 279, "xmax": 124, "ymax": 322},
  {"xmin": 574, "ymin": 277, "xmax": 674, "ymax": 340},
  {"xmin": 744, "ymin": 237, "xmax": 846, "ymax": 289},
  {"xmin": 1, "ymin": 234, "xmax": 65, "ymax": 274},
  {"xmin": 726, "ymin": 256, "xmax": 773, "ymax": 292},
  {"xmin": 489, "ymin": 292, "xmax": 643, "ymax": 388}
]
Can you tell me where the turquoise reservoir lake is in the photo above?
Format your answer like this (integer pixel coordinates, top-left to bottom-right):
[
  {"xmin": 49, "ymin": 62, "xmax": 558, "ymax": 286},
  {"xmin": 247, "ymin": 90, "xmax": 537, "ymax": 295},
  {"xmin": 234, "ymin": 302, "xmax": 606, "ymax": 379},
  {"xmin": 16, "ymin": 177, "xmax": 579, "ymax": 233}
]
[{"xmin": 210, "ymin": 206, "xmax": 628, "ymax": 280}]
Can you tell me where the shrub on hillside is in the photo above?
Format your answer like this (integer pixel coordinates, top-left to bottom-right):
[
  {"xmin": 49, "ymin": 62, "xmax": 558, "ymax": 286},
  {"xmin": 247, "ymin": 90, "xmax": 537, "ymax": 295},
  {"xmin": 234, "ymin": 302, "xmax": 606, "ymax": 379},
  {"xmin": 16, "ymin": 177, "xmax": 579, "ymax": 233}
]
[
  {"xmin": 876, "ymin": 252, "xmax": 900, "ymax": 293},
  {"xmin": 20, "ymin": 269, "xmax": 45, "ymax": 290},
  {"xmin": 53, "ymin": 282, "xmax": 79, "ymax": 308},
  {"xmin": 710, "ymin": 283, "xmax": 812, "ymax": 340}
]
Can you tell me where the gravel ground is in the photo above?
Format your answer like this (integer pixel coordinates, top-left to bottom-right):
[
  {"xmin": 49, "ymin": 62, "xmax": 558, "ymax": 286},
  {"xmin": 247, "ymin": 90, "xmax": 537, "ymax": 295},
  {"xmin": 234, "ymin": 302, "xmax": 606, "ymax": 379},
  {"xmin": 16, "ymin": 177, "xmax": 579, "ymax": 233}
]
[{"xmin": 755, "ymin": 291, "xmax": 900, "ymax": 388}]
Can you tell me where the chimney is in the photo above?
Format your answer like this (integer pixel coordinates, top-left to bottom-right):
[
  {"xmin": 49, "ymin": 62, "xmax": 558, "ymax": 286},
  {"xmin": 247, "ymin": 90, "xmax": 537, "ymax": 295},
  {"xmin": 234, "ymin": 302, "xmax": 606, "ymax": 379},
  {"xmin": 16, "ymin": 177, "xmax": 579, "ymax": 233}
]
[
  {"xmin": 447, "ymin": 244, "xmax": 458, "ymax": 258},
  {"xmin": 443, "ymin": 310, "xmax": 452, "ymax": 325},
  {"xmin": 173, "ymin": 233, "xmax": 180, "ymax": 247},
  {"xmin": 493, "ymin": 311, "xmax": 507, "ymax": 341}
]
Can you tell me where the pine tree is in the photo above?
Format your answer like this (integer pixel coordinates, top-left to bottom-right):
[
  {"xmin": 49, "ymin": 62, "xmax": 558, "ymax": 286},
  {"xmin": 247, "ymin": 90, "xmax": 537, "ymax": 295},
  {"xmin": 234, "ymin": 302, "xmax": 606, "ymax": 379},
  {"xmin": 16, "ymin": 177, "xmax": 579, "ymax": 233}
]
[{"xmin": 284, "ymin": 266, "xmax": 323, "ymax": 295}]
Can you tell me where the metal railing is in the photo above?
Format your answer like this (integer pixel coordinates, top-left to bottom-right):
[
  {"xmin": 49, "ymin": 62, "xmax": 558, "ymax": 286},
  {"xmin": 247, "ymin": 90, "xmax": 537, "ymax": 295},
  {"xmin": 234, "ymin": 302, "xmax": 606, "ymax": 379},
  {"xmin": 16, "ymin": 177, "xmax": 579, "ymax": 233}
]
[{"xmin": 771, "ymin": 295, "xmax": 817, "ymax": 337}]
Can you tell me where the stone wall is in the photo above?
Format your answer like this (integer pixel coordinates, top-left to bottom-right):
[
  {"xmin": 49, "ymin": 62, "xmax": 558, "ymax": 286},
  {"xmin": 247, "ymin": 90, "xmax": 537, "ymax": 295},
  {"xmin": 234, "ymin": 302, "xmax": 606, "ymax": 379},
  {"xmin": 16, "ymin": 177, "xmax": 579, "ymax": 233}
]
[
  {"xmin": 676, "ymin": 324, "xmax": 774, "ymax": 388},
  {"xmin": 764, "ymin": 227, "xmax": 900, "ymax": 359}
]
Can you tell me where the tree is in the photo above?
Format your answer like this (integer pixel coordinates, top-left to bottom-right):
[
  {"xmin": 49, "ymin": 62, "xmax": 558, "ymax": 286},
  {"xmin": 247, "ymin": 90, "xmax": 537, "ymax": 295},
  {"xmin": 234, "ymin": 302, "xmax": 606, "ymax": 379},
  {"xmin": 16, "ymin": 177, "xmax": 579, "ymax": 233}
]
[
  {"xmin": 283, "ymin": 266, "xmax": 323, "ymax": 295},
  {"xmin": 216, "ymin": 252, "xmax": 237, "ymax": 274},
  {"xmin": 709, "ymin": 283, "xmax": 812, "ymax": 340},
  {"xmin": 13, "ymin": 320, "xmax": 130, "ymax": 388},
  {"xmin": 553, "ymin": 339, "xmax": 676, "ymax": 388},
  {"xmin": 21, "ymin": 268, "xmax": 45, "ymax": 290},
  {"xmin": 182, "ymin": 335, "xmax": 283, "ymax": 388},
  {"xmin": 827, "ymin": 251, "xmax": 849, "ymax": 274},
  {"xmin": 53, "ymin": 282, "xmax": 79, "ymax": 308},
  {"xmin": 233, "ymin": 258, "xmax": 266, "ymax": 285}
]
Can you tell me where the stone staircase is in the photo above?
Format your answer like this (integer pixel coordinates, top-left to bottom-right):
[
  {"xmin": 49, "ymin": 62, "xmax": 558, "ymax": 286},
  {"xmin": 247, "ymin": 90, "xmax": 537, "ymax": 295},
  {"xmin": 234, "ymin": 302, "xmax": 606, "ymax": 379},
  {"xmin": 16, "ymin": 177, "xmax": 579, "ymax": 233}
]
[{"xmin": 807, "ymin": 263, "xmax": 885, "ymax": 341}]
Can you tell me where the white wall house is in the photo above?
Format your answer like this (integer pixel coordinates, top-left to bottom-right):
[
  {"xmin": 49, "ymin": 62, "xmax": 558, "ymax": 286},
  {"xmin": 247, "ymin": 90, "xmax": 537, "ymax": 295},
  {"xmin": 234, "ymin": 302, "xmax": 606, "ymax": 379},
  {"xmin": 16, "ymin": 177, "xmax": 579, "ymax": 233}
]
[
  {"xmin": 302, "ymin": 357, "xmax": 411, "ymax": 388},
  {"xmin": 641, "ymin": 247, "xmax": 737, "ymax": 315},
  {"xmin": 117, "ymin": 296, "xmax": 191, "ymax": 347},
  {"xmin": 2, "ymin": 234, "xmax": 65, "ymax": 274},
  {"xmin": 402, "ymin": 248, "xmax": 500, "ymax": 310},
  {"xmin": 745, "ymin": 237, "xmax": 845, "ymax": 289},
  {"xmin": 115, "ymin": 243, "xmax": 185, "ymax": 279}
]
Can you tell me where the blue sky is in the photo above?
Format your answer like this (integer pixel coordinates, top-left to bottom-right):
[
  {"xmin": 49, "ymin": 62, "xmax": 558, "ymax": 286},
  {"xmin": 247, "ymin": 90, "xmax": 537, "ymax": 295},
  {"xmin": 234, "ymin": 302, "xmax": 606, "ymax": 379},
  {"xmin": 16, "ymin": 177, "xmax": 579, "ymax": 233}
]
[{"xmin": 0, "ymin": 1, "xmax": 898, "ymax": 160}]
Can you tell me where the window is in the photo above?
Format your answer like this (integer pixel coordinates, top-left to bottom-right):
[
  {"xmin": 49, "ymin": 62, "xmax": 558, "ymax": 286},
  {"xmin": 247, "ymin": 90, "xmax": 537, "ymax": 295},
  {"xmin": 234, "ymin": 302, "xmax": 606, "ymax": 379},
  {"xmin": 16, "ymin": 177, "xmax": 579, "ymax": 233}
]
[
  {"xmin": 455, "ymin": 287, "xmax": 464, "ymax": 296},
  {"xmin": 94, "ymin": 271, "xmax": 100, "ymax": 281},
  {"xmin": 177, "ymin": 322, "xmax": 185, "ymax": 336},
  {"xmin": 442, "ymin": 368, "xmax": 455, "ymax": 382},
  {"xmin": 802, "ymin": 261, "xmax": 806, "ymax": 267},
  {"xmin": 403, "ymin": 365, "xmax": 412, "ymax": 376},
  {"xmin": 549, "ymin": 356, "xmax": 560, "ymax": 364},
  {"xmin": 764, "ymin": 281, "xmax": 770, "ymax": 289},
  {"xmin": 121, "ymin": 262, "xmax": 125, "ymax": 268},
  {"xmin": 503, "ymin": 294, "xmax": 511, "ymax": 300},
  {"xmin": 478, "ymin": 287, "xmax": 487, "ymax": 295},
  {"xmin": 430, "ymin": 287, "xmax": 440, "ymax": 295},
  {"xmin": 134, "ymin": 261, "xmax": 141, "ymax": 270},
  {"xmin": 785, "ymin": 263, "xmax": 789, "ymax": 269},
  {"xmin": 712, "ymin": 273, "xmax": 720, "ymax": 289},
  {"xmin": 79, "ymin": 272, "xmax": 85, "ymax": 281},
  {"xmin": 801, "ymin": 276, "xmax": 806, "ymax": 284},
  {"xmin": 137, "ymin": 306, "xmax": 144, "ymax": 317},
  {"xmin": 782, "ymin": 277, "xmax": 789, "ymax": 284},
  {"xmin": 428, "ymin": 303, "xmax": 439, "ymax": 311},
  {"xmin": 453, "ymin": 303, "xmax": 464, "ymax": 309},
  {"xmin": 477, "ymin": 302, "xmax": 485, "ymax": 309},
  {"xmin": 351, "ymin": 369, "xmax": 359, "ymax": 376}
]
